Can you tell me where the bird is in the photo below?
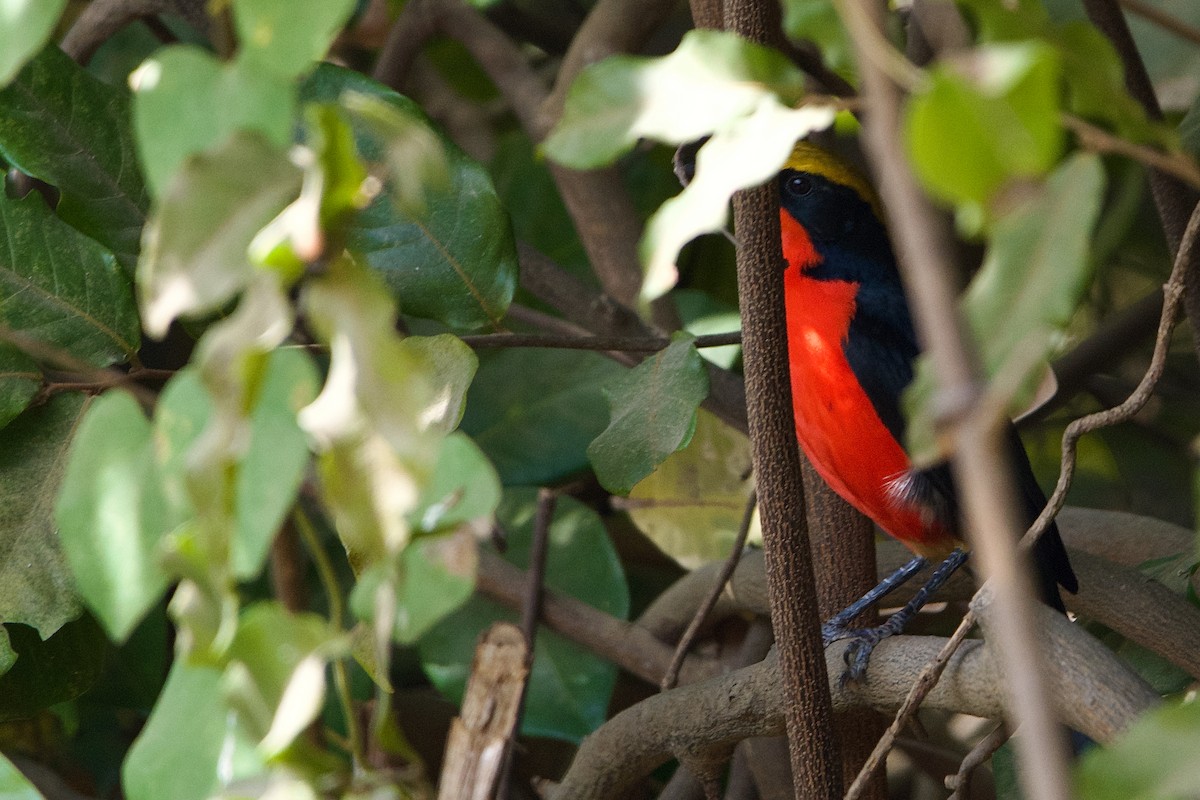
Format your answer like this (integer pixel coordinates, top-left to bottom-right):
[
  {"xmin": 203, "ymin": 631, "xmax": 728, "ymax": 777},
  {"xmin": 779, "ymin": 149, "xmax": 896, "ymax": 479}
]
[{"xmin": 778, "ymin": 142, "xmax": 1078, "ymax": 679}]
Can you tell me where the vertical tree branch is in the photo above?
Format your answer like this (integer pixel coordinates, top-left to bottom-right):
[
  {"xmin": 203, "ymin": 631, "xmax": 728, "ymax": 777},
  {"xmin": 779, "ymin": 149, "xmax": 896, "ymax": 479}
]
[
  {"xmin": 835, "ymin": 2, "xmax": 1073, "ymax": 800},
  {"xmin": 723, "ymin": 0, "xmax": 842, "ymax": 796}
]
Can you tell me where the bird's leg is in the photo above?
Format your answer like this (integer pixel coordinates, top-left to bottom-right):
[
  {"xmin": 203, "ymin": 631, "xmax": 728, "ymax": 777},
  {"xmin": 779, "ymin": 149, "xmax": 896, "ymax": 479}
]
[
  {"xmin": 821, "ymin": 553, "xmax": 928, "ymax": 644},
  {"xmin": 832, "ymin": 548, "xmax": 969, "ymax": 682}
]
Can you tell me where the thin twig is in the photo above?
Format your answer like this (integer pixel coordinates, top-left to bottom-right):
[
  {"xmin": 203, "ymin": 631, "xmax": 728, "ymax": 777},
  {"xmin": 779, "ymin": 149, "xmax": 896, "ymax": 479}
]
[
  {"xmin": 460, "ymin": 331, "xmax": 742, "ymax": 352},
  {"xmin": 837, "ymin": 2, "xmax": 1073, "ymax": 798},
  {"xmin": 844, "ymin": 611, "xmax": 978, "ymax": 800},
  {"xmin": 1118, "ymin": 0, "xmax": 1200, "ymax": 46},
  {"xmin": 494, "ymin": 488, "xmax": 557, "ymax": 800},
  {"xmin": 1062, "ymin": 113, "xmax": 1200, "ymax": 190},
  {"xmin": 946, "ymin": 723, "xmax": 1009, "ymax": 800},
  {"xmin": 294, "ymin": 508, "xmax": 366, "ymax": 772},
  {"xmin": 1023, "ymin": 199, "xmax": 1200, "ymax": 549},
  {"xmin": 660, "ymin": 490, "xmax": 757, "ymax": 691}
]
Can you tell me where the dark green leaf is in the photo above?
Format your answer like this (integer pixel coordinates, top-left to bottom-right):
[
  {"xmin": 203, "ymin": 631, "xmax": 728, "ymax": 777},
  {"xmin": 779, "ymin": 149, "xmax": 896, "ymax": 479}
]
[
  {"xmin": 780, "ymin": 0, "xmax": 854, "ymax": 78},
  {"xmin": 0, "ymin": 0, "xmax": 67, "ymax": 87},
  {"xmin": 131, "ymin": 45, "xmax": 294, "ymax": 199},
  {"xmin": 461, "ymin": 349, "xmax": 626, "ymax": 485},
  {"xmin": 137, "ymin": 132, "xmax": 302, "ymax": 337},
  {"xmin": 0, "ymin": 193, "xmax": 140, "ymax": 367},
  {"xmin": 419, "ymin": 490, "xmax": 629, "ymax": 741},
  {"xmin": 55, "ymin": 391, "xmax": 171, "ymax": 642},
  {"xmin": 0, "ymin": 344, "xmax": 40, "ymax": 431},
  {"xmin": 0, "ymin": 393, "xmax": 89, "ymax": 639},
  {"xmin": 122, "ymin": 659, "xmax": 263, "ymax": 800},
  {"xmin": 588, "ymin": 334, "xmax": 709, "ymax": 494},
  {"xmin": 0, "ymin": 615, "xmax": 106, "ymax": 721},
  {"xmin": 301, "ymin": 64, "xmax": 517, "ymax": 329},
  {"xmin": 0, "ymin": 46, "xmax": 148, "ymax": 269},
  {"xmin": 233, "ymin": 0, "xmax": 356, "ymax": 79}
]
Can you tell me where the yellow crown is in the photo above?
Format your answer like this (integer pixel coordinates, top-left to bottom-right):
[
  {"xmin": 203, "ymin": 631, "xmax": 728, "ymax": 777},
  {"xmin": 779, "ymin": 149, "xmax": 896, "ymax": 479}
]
[{"xmin": 785, "ymin": 143, "xmax": 883, "ymax": 219}]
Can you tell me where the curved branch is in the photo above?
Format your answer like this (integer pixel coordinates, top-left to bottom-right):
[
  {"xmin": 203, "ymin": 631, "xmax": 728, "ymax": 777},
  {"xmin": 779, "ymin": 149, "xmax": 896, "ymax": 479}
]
[
  {"xmin": 61, "ymin": 0, "xmax": 170, "ymax": 63},
  {"xmin": 551, "ymin": 607, "xmax": 1156, "ymax": 800}
]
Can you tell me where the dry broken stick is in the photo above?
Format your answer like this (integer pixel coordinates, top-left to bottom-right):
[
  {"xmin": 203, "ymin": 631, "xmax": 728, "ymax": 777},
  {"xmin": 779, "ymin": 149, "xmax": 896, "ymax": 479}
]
[
  {"xmin": 437, "ymin": 623, "xmax": 529, "ymax": 800},
  {"xmin": 946, "ymin": 723, "xmax": 1009, "ymax": 800}
]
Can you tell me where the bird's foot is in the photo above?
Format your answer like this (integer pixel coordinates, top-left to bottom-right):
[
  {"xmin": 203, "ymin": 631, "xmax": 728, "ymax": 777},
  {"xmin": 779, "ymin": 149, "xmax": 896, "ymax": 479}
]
[{"xmin": 822, "ymin": 621, "xmax": 899, "ymax": 683}]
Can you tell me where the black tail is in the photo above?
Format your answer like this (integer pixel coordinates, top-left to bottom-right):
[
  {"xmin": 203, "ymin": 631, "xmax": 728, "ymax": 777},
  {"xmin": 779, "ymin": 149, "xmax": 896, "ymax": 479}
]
[{"xmin": 1007, "ymin": 426, "xmax": 1078, "ymax": 611}]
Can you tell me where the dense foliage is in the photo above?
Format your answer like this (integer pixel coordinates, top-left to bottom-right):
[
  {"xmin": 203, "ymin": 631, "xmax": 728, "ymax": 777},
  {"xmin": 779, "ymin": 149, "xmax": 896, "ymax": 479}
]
[{"xmin": 0, "ymin": 1, "xmax": 1198, "ymax": 799}]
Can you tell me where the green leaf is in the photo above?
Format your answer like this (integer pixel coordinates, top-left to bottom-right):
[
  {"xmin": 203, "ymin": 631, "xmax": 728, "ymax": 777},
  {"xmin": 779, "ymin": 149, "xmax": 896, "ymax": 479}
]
[
  {"xmin": 137, "ymin": 132, "xmax": 302, "ymax": 337},
  {"xmin": 131, "ymin": 45, "xmax": 294, "ymax": 199},
  {"xmin": 0, "ymin": 344, "xmax": 40, "ymax": 431},
  {"xmin": 154, "ymin": 349, "xmax": 317, "ymax": 582},
  {"xmin": 544, "ymin": 29, "xmax": 809, "ymax": 168},
  {"xmin": 1075, "ymin": 699, "xmax": 1200, "ymax": 800},
  {"xmin": 0, "ymin": 615, "xmax": 106, "ymax": 720},
  {"xmin": 0, "ymin": 750, "xmax": 47, "ymax": 798},
  {"xmin": 301, "ymin": 64, "xmax": 517, "ymax": 329},
  {"xmin": 588, "ymin": 334, "xmax": 709, "ymax": 494},
  {"xmin": 419, "ymin": 490, "xmax": 629, "ymax": 741},
  {"xmin": 0, "ymin": 46, "xmax": 148, "ymax": 269},
  {"xmin": 123, "ymin": 659, "xmax": 264, "ymax": 800},
  {"xmin": 639, "ymin": 99, "xmax": 834, "ymax": 301},
  {"xmin": 225, "ymin": 602, "xmax": 340, "ymax": 756},
  {"xmin": 906, "ymin": 42, "xmax": 1065, "ymax": 209},
  {"xmin": 780, "ymin": 0, "xmax": 854, "ymax": 78},
  {"xmin": 905, "ymin": 154, "xmax": 1105, "ymax": 464},
  {"xmin": 232, "ymin": 349, "xmax": 319, "ymax": 579},
  {"xmin": 233, "ymin": 0, "xmax": 356, "ymax": 79},
  {"xmin": 412, "ymin": 432, "xmax": 501, "ymax": 535},
  {"xmin": 352, "ymin": 530, "xmax": 478, "ymax": 645},
  {"xmin": 54, "ymin": 391, "xmax": 171, "ymax": 642},
  {"xmin": 0, "ymin": 193, "xmax": 140, "ymax": 367},
  {"xmin": 461, "ymin": 349, "xmax": 626, "ymax": 485},
  {"xmin": 399, "ymin": 334, "xmax": 478, "ymax": 434},
  {"xmin": 0, "ymin": 1, "xmax": 68, "ymax": 87},
  {"xmin": 0, "ymin": 394, "xmax": 88, "ymax": 640},
  {"xmin": 627, "ymin": 409, "xmax": 758, "ymax": 569}
]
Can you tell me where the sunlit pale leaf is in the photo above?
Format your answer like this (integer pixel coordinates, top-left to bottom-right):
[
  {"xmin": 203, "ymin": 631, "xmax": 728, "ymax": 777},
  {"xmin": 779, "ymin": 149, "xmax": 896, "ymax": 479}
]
[
  {"xmin": 0, "ymin": 194, "xmax": 140, "ymax": 366},
  {"xmin": 588, "ymin": 335, "xmax": 709, "ymax": 495},
  {"xmin": 0, "ymin": 750, "xmax": 46, "ymax": 799},
  {"xmin": 639, "ymin": 100, "xmax": 833, "ymax": 300},
  {"xmin": 626, "ymin": 410, "xmax": 758, "ymax": 569},
  {"xmin": 224, "ymin": 602, "xmax": 341, "ymax": 757},
  {"xmin": 138, "ymin": 132, "xmax": 301, "ymax": 337},
  {"xmin": 1075, "ymin": 699, "xmax": 1200, "ymax": 800},
  {"xmin": 123, "ymin": 659, "xmax": 264, "ymax": 800},
  {"xmin": 131, "ymin": 46, "xmax": 294, "ymax": 199},
  {"xmin": 0, "ymin": 46, "xmax": 147, "ymax": 268},
  {"xmin": 904, "ymin": 154, "xmax": 1104, "ymax": 465},
  {"xmin": 543, "ymin": 29, "xmax": 809, "ymax": 168},
  {"xmin": 906, "ymin": 41, "xmax": 1065, "ymax": 209},
  {"xmin": 55, "ymin": 391, "xmax": 171, "ymax": 641},
  {"xmin": 233, "ymin": 0, "xmax": 356, "ymax": 79},
  {"xmin": 0, "ymin": 1, "xmax": 67, "ymax": 87},
  {"xmin": 411, "ymin": 432, "xmax": 501, "ymax": 536}
]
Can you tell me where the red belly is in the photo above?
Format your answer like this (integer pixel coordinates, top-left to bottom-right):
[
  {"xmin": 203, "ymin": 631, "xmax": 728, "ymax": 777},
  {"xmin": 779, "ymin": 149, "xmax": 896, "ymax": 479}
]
[{"xmin": 782, "ymin": 214, "xmax": 955, "ymax": 557}]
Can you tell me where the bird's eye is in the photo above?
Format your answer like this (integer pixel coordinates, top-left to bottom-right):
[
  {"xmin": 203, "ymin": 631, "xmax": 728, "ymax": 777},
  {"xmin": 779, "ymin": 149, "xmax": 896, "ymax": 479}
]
[{"xmin": 785, "ymin": 174, "xmax": 814, "ymax": 197}]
